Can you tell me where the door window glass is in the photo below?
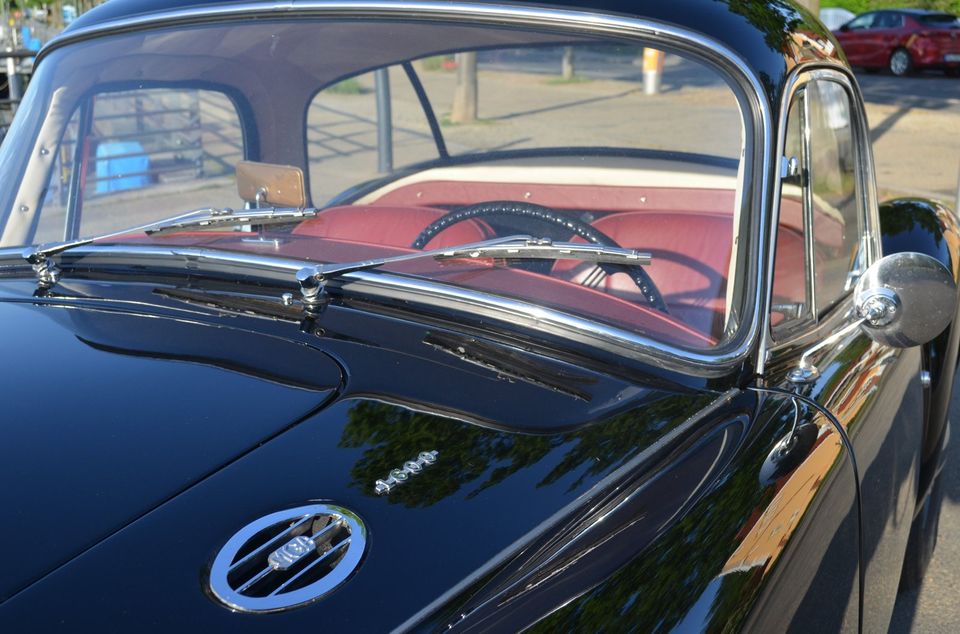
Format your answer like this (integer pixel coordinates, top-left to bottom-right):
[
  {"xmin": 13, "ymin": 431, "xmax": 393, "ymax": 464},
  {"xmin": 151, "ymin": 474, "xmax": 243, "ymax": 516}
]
[
  {"xmin": 875, "ymin": 13, "xmax": 902, "ymax": 29},
  {"xmin": 806, "ymin": 80, "xmax": 861, "ymax": 316}
]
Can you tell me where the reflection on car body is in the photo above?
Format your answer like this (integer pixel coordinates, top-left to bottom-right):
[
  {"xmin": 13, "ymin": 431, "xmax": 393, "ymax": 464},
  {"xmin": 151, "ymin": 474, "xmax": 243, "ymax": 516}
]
[{"xmin": 0, "ymin": 1, "xmax": 958, "ymax": 632}]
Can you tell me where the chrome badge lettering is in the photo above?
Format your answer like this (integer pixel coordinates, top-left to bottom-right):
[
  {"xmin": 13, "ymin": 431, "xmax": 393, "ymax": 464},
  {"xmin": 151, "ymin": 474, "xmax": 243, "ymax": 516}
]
[
  {"xmin": 374, "ymin": 450, "xmax": 439, "ymax": 495},
  {"xmin": 267, "ymin": 535, "xmax": 317, "ymax": 571}
]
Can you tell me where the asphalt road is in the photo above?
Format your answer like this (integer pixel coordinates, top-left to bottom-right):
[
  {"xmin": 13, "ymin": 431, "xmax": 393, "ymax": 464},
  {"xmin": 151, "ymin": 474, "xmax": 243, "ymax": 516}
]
[
  {"xmin": 873, "ymin": 69, "xmax": 960, "ymax": 633},
  {"xmin": 857, "ymin": 71, "xmax": 960, "ymax": 114},
  {"xmin": 889, "ymin": 369, "xmax": 960, "ymax": 633}
]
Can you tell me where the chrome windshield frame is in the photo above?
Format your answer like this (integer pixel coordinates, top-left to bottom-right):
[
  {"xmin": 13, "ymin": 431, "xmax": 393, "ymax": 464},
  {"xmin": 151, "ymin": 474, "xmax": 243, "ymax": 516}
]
[{"xmin": 13, "ymin": 1, "xmax": 774, "ymax": 375}]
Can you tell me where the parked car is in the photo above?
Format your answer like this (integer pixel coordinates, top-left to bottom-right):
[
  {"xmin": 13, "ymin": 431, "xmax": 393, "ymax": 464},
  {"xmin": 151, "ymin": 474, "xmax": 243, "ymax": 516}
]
[
  {"xmin": 0, "ymin": 1, "xmax": 958, "ymax": 632},
  {"xmin": 834, "ymin": 8, "xmax": 960, "ymax": 76}
]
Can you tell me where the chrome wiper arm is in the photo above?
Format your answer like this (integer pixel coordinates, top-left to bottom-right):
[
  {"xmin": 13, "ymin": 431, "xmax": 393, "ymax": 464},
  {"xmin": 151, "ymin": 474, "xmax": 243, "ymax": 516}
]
[
  {"xmin": 295, "ymin": 235, "xmax": 651, "ymax": 312},
  {"xmin": 142, "ymin": 206, "xmax": 316, "ymax": 235},
  {"xmin": 19, "ymin": 206, "xmax": 317, "ymax": 288},
  {"xmin": 434, "ymin": 238, "xmax": 651, "ymax": 266}
]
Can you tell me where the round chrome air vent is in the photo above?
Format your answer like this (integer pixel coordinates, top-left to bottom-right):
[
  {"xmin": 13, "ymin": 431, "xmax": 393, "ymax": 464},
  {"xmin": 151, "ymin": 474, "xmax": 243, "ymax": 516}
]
[{"xmin": 207, "ymin": 503, "xmax": 366, "ymax": 613}]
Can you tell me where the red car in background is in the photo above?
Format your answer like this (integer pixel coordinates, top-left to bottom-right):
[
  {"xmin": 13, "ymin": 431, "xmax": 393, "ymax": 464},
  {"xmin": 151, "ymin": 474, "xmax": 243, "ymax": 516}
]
[{"xmin": 834, "ymin": 8, "xmax": 960, "ymax": 76}]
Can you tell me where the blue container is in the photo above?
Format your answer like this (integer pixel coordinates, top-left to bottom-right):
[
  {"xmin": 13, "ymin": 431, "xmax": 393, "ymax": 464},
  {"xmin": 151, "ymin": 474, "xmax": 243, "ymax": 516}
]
[{"xmin": 95, "ymin": 141, "xmax": 150, "ymax": 194}]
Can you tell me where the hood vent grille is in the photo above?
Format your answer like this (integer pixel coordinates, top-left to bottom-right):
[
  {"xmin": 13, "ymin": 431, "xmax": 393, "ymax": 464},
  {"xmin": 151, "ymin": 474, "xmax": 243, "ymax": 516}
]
[{"xmin": 207, "ymin": 504, "xmax": 366, "ymax": 613}]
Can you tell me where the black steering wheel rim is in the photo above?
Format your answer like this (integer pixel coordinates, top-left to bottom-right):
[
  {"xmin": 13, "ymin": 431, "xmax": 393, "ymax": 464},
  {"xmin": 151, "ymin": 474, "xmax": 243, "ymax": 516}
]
[{"xmin": 411, "ymin": 200, "xmax": 667, "ymax": 312}]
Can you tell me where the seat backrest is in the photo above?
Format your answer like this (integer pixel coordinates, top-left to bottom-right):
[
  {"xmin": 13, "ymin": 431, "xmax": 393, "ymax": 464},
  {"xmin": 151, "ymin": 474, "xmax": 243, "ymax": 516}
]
[
  {"xmin": 292, "ymin": 205, "xmax": 492, "ymax": 249},
  {"xmin": 554, "ymin": 211, "xmax": 734, "ymax": 337}
]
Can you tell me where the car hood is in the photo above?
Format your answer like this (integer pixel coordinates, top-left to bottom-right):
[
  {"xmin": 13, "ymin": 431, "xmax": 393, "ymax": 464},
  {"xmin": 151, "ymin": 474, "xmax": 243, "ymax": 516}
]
[
  {"xmin": 0, "ymin": 279, "xmax": 737, "ymax": 630},
  {"xmin": 0, "ymin": 285, "xmax": 343, "ymax": 601}
]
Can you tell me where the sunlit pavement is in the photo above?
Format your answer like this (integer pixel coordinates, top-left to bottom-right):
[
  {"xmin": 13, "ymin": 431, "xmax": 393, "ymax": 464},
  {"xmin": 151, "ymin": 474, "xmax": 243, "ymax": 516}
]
[
  {"xmin": 857, "ymin": 69, "xmax": 960, "ymax": 634},
  {"xmin": 859, "ymin": 72, "xmax": 960, "ymax": 204}
]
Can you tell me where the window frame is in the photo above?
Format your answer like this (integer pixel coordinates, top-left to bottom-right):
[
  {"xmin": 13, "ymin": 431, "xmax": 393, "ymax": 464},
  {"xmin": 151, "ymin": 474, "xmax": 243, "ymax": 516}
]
[{"xmin": 764, "ymin": 67, "xmax": 880, "ymax": 353}]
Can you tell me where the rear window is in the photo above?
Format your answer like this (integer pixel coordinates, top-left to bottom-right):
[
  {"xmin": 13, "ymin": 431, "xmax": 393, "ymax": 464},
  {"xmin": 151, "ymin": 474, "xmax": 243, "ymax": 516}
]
[{"xmin": 918, "ymin": 13, "xmax": 959, "ymax": 25}]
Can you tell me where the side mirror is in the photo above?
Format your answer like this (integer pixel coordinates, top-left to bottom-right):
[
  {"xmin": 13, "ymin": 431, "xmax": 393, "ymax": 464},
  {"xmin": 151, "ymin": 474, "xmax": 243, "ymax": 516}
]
[
  {"xmin": 839, "ymin": 24, "xmax": 851, "ymax": 32},
  {"xmin": 855, "ymin": 252, "xmax": 958, "ymax": 348}
]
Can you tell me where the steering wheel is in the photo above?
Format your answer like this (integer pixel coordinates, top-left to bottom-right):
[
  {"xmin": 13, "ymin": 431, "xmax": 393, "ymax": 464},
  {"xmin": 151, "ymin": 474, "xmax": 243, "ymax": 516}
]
[{"xmin": 411, "ymin": 200, "xmax": 667, "ymax": 312}]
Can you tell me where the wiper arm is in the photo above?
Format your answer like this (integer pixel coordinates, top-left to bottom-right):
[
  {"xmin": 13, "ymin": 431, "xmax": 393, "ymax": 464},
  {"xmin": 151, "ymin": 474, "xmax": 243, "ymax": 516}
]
[
  {"xmin": 434, "ymin": 238, "xmax": 651, "ymax": 266},
  {"xmin": 295, "ymin": 235, "xmax": 651, "ymax": 312},
  {"xmin": 20, "ymin": 206, "xmax": 316, "ymax": 287}
]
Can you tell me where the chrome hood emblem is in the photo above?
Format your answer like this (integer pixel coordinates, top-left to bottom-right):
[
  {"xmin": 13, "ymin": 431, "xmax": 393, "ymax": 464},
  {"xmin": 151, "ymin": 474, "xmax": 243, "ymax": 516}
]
[
  {"xmin": 375, "ymin": 450, "xmax": 439, "ymax": 494},
  {"xmin": 207, "ymin": 504, "xmax": 366, "ymax": 613}
]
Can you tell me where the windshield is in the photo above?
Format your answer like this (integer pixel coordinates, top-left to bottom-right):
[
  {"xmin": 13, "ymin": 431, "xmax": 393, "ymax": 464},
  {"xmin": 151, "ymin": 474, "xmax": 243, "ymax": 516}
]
[{"xmin": 0, "ymin": 17, "xmax": 751, "ymax": 351}]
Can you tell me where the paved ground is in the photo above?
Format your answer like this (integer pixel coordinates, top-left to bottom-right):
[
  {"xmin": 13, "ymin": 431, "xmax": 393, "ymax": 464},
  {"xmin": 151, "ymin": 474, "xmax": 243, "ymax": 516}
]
[
  {"xmin": 860, "ymin": 71, "xmax": 960, "ymax": 204},
  {"xmin": 890, "ymin": 368, "xmax": 960, "ymax": 633},
  {"xmin": 865, "ymin": 69, "xmax": 960, "ymax": 633}
]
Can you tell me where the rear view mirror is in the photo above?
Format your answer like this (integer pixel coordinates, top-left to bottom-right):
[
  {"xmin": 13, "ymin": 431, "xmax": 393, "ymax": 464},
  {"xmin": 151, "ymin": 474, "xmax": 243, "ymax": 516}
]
[
  {"xmin": 855, "ymin": 252, "xmax": 958, "ymax": 348},
  {"xmin": 236, "ymin": 161, "xmax": 307, "ymax": 209}
]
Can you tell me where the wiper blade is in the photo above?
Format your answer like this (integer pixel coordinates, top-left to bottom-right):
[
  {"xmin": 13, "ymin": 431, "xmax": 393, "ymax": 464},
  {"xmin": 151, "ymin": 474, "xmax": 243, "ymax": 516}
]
[
  {"xmin": 434, "ymin": 238, "xmax": 651, "ymax": 266},
  {"xmin": 19, "ymin": 206, "xmax": 316, "ymax": 286},
  {"xmin": 295, "ymin": 235, "xmax": 651, "ymax": 311},
  {"xmin": 23, "ymin": 206, "xmax": 316, "ymax": 262}
]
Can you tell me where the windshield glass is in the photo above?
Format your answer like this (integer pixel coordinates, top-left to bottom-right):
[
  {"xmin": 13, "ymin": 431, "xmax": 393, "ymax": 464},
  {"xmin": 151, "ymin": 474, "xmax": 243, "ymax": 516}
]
[{"xmin": 0, "ymin": 17, "xmax": 751, "ymax": 351}]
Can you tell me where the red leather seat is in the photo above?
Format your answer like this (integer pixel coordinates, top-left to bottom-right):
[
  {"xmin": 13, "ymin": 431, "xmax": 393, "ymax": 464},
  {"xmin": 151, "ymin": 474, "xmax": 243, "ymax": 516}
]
[
  {"xmin": 553, "ymin": 211, "xmax": 734, "ymax": 337},
  {"xmin": 292, "ymin": 205, "xmax": 492, "ymax": 249}
]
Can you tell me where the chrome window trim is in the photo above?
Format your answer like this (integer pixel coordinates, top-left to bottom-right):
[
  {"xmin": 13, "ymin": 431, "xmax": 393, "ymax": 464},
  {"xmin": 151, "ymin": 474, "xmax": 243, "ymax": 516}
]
[
  {"xmin": 20, "ymin": 1, "xmax": 774, "ymax": 373},
  {"xmin": 758, "ymin": 64, "xmax": 880, "ymax": 370}
]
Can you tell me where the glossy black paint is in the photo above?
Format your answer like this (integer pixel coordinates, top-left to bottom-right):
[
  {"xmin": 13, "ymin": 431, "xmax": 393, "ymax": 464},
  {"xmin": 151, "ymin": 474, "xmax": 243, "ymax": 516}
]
[
  {"xmin": 0, "ymin": 276, "xmax": 734, "ymax": 630},
  {"xmin": 880, "ymin": 198, "xmax": 960, "ymax": 473},
  {"xmin": 0, "ymin": 271, "xmax": 867, "ymax": 632}
]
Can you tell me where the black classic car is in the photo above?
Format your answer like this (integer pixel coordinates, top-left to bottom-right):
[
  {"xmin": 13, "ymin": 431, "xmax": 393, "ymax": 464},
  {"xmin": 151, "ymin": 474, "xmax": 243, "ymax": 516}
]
[{"xmin": 0, "ymin": 1, "xmax": 958, "ymax": 632}]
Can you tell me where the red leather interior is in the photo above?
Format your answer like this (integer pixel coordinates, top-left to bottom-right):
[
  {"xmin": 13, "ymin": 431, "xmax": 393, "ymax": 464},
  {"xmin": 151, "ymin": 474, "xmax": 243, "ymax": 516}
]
[
  {"xmin": 292, "ymin": 205, "xmax": 493, "ymax": 249},
  {"xmin": 552, "ymin": 212, "xmax": 734, "ymax": 337}
]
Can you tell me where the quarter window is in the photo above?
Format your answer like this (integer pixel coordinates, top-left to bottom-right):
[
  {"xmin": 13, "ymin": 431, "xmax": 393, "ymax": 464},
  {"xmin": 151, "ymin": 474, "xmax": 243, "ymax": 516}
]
[{"xmin": 772, "ymin": 78, "xmax": 864, "ymax": 338}]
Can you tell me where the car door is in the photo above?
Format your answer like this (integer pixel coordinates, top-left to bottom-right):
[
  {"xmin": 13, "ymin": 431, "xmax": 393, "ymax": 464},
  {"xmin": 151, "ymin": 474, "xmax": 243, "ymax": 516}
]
[
  {"xmin": 764, "ymin": 70, "xmax": 925, "ymax": 633},
  {"xmin": 837, "ymin": 12, "xmax": 877, "ymax": 65},
  {"xmin": 864, "ymin": 12, "xmax": 904, "ymax": 66}
]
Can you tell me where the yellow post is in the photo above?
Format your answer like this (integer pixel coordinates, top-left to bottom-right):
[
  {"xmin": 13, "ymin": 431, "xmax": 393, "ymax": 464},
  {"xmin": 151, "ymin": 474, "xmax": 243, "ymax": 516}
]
[{"xmin": 642, "ymin": 48, "xmax": 664, "ymax": 95}]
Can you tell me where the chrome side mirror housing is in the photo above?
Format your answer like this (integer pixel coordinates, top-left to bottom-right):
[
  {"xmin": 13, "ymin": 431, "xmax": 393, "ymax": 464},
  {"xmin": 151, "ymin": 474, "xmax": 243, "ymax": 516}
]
[{"xmin": 855, "ymin": 252, "xmax": 958, "ymax": 348}]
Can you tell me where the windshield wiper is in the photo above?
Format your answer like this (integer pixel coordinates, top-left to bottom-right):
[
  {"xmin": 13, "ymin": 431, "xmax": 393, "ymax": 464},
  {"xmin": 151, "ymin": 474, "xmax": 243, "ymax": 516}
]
[
  {"xmin": 18, "ymin": 206, "xmax": 316, "ymax": 287},
  {"xmin": 295, "ymin": 235, "xmax": 651, "ymax": 312}
]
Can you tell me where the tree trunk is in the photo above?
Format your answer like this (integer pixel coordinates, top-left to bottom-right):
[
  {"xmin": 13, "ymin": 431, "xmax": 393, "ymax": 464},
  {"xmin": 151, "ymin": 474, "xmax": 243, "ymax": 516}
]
[
  {"xmin": 561, "ymin": 47, "xmax": 574, "ymax": 80},
  {"xmin": 450, "ymin": 52, "xmax": 477, "ymax": 124}
]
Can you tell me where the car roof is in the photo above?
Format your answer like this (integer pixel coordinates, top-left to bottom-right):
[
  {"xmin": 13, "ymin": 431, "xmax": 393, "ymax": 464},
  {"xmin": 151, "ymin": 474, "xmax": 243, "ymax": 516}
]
[
  {"xmin": 895, "ymin": 8, "xmax": 956, "ymax": 15},
  {"xmin": 57, "ymin": 0, "xmax": 845, "ymax": 108}
]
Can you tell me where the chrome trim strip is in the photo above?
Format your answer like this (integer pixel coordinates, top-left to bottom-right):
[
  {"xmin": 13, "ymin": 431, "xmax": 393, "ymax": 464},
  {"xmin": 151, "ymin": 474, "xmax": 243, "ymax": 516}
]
[
  {"xmin": 21, "ymin": 1, "xmax": 775, "ymax": 373},
  {"xmin": 757, "ymin": 65, "xmax": 879, "ymax": 371}
]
